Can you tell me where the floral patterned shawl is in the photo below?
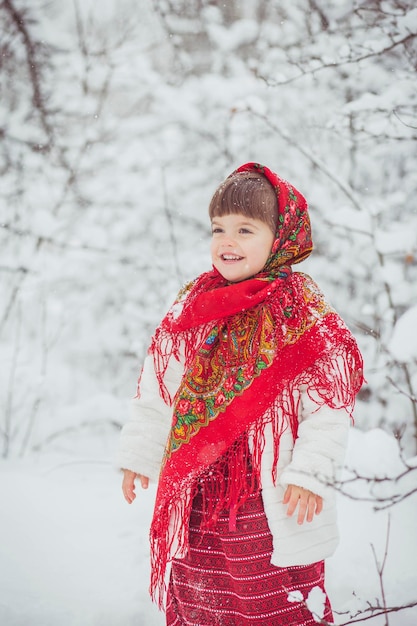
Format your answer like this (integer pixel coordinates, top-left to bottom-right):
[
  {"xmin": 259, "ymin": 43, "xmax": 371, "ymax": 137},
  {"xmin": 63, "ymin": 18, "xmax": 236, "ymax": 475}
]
[{"xmin": 147, "ymin": 162, "xmax": 364, "ymax": 605}]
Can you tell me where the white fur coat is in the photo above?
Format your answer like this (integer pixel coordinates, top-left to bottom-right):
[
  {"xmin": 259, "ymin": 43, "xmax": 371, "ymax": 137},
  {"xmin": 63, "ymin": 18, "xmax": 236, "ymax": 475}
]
[{"xmin": 117, "ymin": 346, "xmax": 350, "ymax": 567}]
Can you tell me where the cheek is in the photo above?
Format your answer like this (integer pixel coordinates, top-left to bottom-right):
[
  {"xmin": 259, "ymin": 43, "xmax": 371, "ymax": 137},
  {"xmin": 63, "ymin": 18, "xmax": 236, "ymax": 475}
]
[
  {"xmin": 260, "ymin": 252, "xmax": 271, "ymax": 269},
  {"xmin": 264, "ymin": 236, "xmax": 275, "ymax": 259},
  {"xmin": 256, "ymin": 241, "xmax": 273, "ymax": 269}
]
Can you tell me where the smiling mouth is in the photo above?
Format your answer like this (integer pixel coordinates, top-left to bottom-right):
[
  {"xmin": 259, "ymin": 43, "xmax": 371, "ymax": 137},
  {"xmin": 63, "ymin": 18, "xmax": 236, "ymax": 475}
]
[{"xmin": 221, "ymin": 253, "xmax": 243, "ymax": 261}]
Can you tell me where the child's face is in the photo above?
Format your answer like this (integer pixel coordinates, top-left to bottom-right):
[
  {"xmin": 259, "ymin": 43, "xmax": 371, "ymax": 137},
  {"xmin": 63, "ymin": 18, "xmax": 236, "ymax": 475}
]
[{"xmin": 210, "ymin": 213, "xmax": 275, "ymax": 283}]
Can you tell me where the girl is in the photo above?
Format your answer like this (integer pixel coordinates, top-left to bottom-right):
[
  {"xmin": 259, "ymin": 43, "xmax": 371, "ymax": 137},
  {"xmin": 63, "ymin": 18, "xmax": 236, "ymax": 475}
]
[{"xmin": 118, "ymin": 162, "xmax": 364, "ymax": 625}]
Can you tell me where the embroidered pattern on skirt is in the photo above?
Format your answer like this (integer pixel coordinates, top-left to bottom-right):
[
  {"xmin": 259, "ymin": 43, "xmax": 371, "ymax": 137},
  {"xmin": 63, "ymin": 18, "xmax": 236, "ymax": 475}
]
[{"xmin": 166, "ymin": 484, "xmax": 333, "ymax": 625}]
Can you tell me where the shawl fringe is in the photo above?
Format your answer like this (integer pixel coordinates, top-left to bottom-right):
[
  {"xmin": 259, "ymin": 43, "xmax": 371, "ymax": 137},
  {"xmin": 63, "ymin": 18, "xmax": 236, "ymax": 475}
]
[
  {"xmin": 139, "ymin": 163, "xmax": 365, "ymax": 609},
  {"xmin": 149, "ymin": 319, "xmax": 364, "ymax": 607}
]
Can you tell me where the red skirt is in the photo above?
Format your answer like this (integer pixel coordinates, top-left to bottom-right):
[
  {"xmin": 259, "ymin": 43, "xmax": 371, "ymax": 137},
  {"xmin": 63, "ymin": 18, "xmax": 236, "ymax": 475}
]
[{"xmin": 165, "ymin": 485, "xmax": 333, "ymax": 626}]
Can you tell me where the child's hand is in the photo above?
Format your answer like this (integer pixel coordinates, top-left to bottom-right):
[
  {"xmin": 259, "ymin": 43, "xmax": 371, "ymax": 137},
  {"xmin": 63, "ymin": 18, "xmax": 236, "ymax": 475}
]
[
  {"xmin": 122, "ymin": 469, "xmax": 149, "ymax": 504},
  {"xmin": 283, "ymin": 484, "xmax": 323, "ymax": 525}
]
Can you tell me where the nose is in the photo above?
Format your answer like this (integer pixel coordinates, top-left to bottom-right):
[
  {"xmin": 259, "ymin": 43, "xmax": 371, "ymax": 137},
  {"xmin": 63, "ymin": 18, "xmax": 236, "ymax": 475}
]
[{"xmin": 221, "ymin": 234, "xmax": 237, "ymax": 246}]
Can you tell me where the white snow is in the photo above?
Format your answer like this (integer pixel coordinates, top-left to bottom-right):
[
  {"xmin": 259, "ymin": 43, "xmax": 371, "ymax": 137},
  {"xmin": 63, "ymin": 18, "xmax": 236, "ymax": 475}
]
[
  {"xmin": 0, "ymin": 455, "xmax": 163, "ymax": 626},
  {"xmin": 389, "ymin": 304, "xmax": 417, "ymax": 362},
  {"xmin": 1, "ymin": 1, "xmax": 417, "ymax": 624},
  {"xmin": 306, "ymin": 586, "xmax": 327, "ymax": 622},
  {"xmin": 0, "ymin": 427, "xmax": 416, "ymax": 626},
  {"xmin": 287, "ymin": 590, "xmax": 304, "ymax": 603}
]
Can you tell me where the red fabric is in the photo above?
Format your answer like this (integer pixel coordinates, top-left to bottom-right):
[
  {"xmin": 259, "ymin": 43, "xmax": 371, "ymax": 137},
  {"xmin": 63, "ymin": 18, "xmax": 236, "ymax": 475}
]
[
  {"xmin": 234, "ymin": 162, "xmax": 313, "ymax": 265},
  {"xmin": 147, "ymin": 163, "xmax": 364, "ymax": 605},
  {"xmin": 166, "ymin": 467, "xmax": 333, "ymax": 625}
]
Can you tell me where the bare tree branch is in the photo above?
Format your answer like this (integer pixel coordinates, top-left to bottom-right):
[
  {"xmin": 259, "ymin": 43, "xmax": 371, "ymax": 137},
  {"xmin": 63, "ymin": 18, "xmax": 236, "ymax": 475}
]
[
  {"xmin": 246, "ymin": 108, "xmax": 364, "ymax": 211},
  {"xmin": 334, "ymin": 599, "xmax": 417, "ymax": 625},
  {"xmin": 161, "ymin": 167, "xmax": 183, "ymax": 283},
  {"xmin": 370, "ymin": 516, "xmax": 391, "ymax": 626},
  {"xmin": 2, "ymin": 0, "xmax": 53, "ymax": 144},
  {"xmin": 392, "ymin": 108, "xmax": 417, "ymax": 130},
  {"xmin": 387, "ymin": 375, "xmax": 417, "ymax": 404}
]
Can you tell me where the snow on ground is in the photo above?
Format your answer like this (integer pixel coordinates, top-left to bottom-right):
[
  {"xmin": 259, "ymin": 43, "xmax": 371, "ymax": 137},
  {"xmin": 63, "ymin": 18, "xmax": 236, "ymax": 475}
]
[
  {"xmin": 0, "ymin": 427, "xmax": 416, "ymax": 626},
  {"xmin": 0, "ymin": 454, "xmax": 163, "ymax": 626}
]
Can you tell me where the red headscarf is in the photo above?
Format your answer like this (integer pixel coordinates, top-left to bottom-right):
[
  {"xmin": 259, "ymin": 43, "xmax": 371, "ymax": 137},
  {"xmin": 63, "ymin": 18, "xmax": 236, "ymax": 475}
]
[{"xmin": 147, "ymin": 163, "xmax": 363, "ymax": 605}]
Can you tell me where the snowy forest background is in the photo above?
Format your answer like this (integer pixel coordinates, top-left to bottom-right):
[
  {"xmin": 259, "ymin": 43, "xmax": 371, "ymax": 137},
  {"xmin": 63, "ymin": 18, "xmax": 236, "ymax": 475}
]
[{"xmin": 1, "ymin": 0, "xmax": 417, "ymax": 625}]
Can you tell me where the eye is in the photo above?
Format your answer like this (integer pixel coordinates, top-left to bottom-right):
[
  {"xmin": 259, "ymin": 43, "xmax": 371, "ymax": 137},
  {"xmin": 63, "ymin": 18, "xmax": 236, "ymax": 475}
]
[
  {"xmin": 211, "ymin": 226, "xmax": 223, "ymax": 235},
  {"xmin": 239, "ymin": 228, "xmax": 253, "ymax": 234}
]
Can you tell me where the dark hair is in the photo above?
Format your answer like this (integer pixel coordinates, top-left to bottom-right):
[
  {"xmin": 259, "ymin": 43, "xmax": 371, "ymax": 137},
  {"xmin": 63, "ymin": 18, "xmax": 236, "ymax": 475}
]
[{"xmin": 208, "ymin": 171, "xmax": 278, "ymax": 234}]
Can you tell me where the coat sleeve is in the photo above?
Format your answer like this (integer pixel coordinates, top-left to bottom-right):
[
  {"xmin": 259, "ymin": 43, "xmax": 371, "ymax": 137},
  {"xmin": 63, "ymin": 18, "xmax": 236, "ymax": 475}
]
[
  {"xmin": 278, "ymin": 388, "xmax": 350, "ymax": 498},
  {"xmin": 116, "ymin": 350, "xmax": 184, "ymax": 482}
]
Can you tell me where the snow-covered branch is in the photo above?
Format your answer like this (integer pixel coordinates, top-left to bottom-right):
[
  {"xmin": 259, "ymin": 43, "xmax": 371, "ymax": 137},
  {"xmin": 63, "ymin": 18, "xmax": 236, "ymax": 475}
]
[{"xmin": 260, "ymin": 31, "xmax": 416, "ymax": 86}]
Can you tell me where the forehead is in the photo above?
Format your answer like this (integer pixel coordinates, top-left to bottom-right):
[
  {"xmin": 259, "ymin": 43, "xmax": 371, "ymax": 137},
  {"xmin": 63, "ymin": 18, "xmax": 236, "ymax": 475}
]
[
  {"xmin": 211, "ymin": 213, "xmax": 263, "ymax": 223},
  {"xmin": 211, "ymin": 214, "xmax": 271, "ymax": 230}
]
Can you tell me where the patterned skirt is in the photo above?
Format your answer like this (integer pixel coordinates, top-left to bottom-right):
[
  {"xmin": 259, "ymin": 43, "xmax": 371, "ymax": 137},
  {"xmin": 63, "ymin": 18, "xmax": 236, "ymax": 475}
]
[{"xmin": 165, "ymin": 483, "xmax": 334, "ymax": 626}]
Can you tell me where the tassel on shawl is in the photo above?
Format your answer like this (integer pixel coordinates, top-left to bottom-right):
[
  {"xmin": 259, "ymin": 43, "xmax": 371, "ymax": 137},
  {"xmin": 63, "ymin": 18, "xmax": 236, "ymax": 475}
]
[
  {"xmin": 148, "ymin": 320, "xmax": 364, "ymax": 608},
  {"xmin": 137, "ymin": 162, "xmax": 365, "ymax": 609}
]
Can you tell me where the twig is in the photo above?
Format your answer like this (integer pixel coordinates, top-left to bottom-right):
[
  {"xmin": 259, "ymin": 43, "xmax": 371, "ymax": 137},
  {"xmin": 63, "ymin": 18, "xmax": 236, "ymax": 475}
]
[
  {"xmin": 246, "ymin": 107, "xmax": 364, "ymax": 211},
  {"xmin": 2, "ymin": 302, "xmax": 21, "ymax": 458},
  {"xmin": 387, "ymin": 376, "xmax": 417, "ymax": 404},
  {"xmin": 370, "ymin": 515, "xmax": 391, "ymax": 626},
  {"xmin": 0, "ymin": 278, "xmax": 25, "ymax": 335},
  {"xmin": 257, "ymin": 32, "xmax": 417, "ymax": 86},
  {"xmin": 393, "ymin": 108, "xmax": 417, "ymax": 130},
  {"xmin": 161, "ymin": 167, "xmax": 183, "ymax": 283},
  {"xmin": 335, "ymin": 599, "xmax": 417, "ymax": 624},
  {"xmin": 3, "ymin": 0, "xmax": 53, "ymax": 144}
]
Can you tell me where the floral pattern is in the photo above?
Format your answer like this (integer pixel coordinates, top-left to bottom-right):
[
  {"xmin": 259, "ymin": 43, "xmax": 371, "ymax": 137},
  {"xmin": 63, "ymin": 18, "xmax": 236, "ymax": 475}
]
[
  {"xmin": 149, "ymin": 163, "xmax": 364, "ymax": 604},
  {"xmin": 244, "ymin": 162, "xmax": 312, "ymax": 267},
  {"xmin": 166, "ymin": 308, "xmax": 276, "ymax": 457},
  {"xmin": 159, "ymin": 162, "xmax": 324, "ymax": 461},
  {"xmin": 165, "ymin": 275, "xmax": 332, "ymax": 458}
]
